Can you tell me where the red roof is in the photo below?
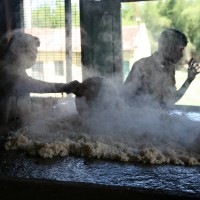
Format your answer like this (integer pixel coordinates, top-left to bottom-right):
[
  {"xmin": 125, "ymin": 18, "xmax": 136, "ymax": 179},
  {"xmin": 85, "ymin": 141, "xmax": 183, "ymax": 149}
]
[
  {"xmin": 25, "ymin": 25, "xmax": 144, "ymax": 52},
  {"xmin": 25, "ymin": 28, "xmax": 81, "ymax": 52}
]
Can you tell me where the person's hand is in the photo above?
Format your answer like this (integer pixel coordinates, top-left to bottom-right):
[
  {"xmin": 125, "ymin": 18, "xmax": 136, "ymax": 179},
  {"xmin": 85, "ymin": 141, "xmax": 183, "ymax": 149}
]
[
  {"xmin": 63, "ymin": 80, "xmax": 81, "ymax": 94},
  {"xmin": 187, "ymin": 58, "xmax": 200, "ymax": 82}
]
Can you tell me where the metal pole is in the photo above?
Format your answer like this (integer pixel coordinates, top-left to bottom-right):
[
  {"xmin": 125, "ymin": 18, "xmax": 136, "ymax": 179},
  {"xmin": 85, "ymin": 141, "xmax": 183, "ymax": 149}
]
[{"xmin": 65, "ymin": 0, "xmax": 72, "ymax": 85}]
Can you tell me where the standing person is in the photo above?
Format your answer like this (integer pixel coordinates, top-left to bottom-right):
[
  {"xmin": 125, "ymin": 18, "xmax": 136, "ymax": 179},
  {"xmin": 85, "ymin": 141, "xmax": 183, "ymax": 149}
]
[
  {"xmin": 124, "ymin": 28, "xmax": 200, "ymax": 107},
  {"xmin": 0, "ymin": 30, "xmax": 80, "ymax": 126}
]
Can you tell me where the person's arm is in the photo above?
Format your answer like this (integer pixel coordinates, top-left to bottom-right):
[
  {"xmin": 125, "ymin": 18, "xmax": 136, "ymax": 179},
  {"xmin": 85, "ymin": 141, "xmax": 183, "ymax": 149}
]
[
  {"xmin": 13, "ymin": 74, "xmax": 80, "ymax": 96},
  {"xmin": 176, "ymin": 58, "xmax": 200, "ymax": 101}
]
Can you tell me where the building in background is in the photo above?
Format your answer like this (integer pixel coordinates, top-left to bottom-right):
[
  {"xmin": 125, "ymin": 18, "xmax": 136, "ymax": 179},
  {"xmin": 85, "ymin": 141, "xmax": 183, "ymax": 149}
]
[
  {"xmin": 25, "ymin": 23, "xmax": 150, "ymax": 85},
  {"xmin": 122, "ymin": 23, "xmax": 151, "ymax": 79}
]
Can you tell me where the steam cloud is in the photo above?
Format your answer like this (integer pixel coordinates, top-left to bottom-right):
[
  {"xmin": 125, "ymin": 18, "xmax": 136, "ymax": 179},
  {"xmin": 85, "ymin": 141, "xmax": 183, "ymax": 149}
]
[
  {"xmin": 5, "ymin": 73, "xmax": 200, "ymax": 166},
  {"xmin": 4, "ymin": 30, "xmax": 200, "ymax": 166}
]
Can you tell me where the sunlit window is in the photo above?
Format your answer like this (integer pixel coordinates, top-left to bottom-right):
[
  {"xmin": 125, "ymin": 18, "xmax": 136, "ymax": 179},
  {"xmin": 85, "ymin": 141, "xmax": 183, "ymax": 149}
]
[
  {"xmin": 23, "ymin": 0, "xmax": 81, "ymax": 97},
  {"xmin": 55, "ymin": 61, "xmax": 64, "ymax": 76},
  {"xmin": 121, "ymin": 0, "xmax": 200, "ymax": 106}
]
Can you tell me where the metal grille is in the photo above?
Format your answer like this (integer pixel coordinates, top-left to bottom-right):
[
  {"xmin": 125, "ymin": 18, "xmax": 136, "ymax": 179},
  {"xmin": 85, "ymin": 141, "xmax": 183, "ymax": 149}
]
[{"xmin": 22, "ymin": 0, "xmax": 81, "ymax": 97}]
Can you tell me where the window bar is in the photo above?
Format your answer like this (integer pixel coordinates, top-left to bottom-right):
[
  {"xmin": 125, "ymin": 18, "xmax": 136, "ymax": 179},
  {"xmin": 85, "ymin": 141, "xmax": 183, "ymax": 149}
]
[{"xmin": 65, "ymin": 0, "xmax": 72, "ymax": 84}]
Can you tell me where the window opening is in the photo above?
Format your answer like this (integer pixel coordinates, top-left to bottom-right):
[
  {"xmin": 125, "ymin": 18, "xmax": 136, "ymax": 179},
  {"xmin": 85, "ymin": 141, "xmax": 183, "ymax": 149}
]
[
  {"xmin": 31, "ymin": 61, "xmax": 44, "ymax": 81},
  {"xmin": 121, "ymin": 0, "xmax": 200, "ymax": 106},
  {"xmin": 55, "ymin": 61, "xmax": 64, "ymax": 76},
  {"xmin": 22, "ymin": 0, "xmax": 81, "ymax": 97}
]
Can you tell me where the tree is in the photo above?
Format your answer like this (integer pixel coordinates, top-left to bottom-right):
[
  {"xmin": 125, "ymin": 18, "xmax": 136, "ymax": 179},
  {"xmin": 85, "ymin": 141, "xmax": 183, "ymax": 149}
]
[
  {"xmin": 158, "ymin": 0, "xmax": 200, "ymax": 58},
  {"xmin": 121, "ymin": 0, "xmax": 200, "ymax": 58},
  {"xmin": 32, "ymin": 5, "xmax": 55, "ymax": 28},
  {"xmin": 178, "ymin": 1, "xmax": 200, "ymax": 58},
  {"xmin": 31, "ymin": 0, "xmax": 79, "ymax": 28},
  {"xmin": 139, "ymin": 1, "xmax": 171, "ymax": 52},
  {"xmin": 121, "ymin": 3, "xmax": 137, "ymax": 26}
]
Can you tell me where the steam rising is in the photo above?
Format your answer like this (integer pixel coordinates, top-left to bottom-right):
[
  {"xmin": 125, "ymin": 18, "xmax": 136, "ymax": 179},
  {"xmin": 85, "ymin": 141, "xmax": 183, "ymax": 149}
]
[
  {"xmin": 3, "ymin": 30, "xmax": 200, "ymax": 166},
  {"xmin": 5, "ymin": 76, "xmax": 200, "ymax": 166}
]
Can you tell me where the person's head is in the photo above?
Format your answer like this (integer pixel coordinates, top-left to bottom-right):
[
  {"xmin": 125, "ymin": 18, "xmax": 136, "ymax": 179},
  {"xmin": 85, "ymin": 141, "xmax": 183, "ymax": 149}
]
[
  {"xmin": 0, "ymin": 30, "xmax": 40, "ymax": 69},
  {"xmin": 158, "ymin": 28, "xmax": 187, "ymax": 64}
]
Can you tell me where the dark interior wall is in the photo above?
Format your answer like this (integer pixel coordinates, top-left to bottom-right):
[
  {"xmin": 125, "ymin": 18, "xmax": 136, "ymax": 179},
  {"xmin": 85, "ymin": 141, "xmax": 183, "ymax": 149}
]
[
  {"xmin": 80, "ymin": 0, "xmax": 123, "ymax": 79},
  {"xmin": 0, "ymin": 0, "xmax": 22, "ymax": 37},
  {"xmin": 0, "ymin": 0, "xmax": 7, "ymax": 37}
]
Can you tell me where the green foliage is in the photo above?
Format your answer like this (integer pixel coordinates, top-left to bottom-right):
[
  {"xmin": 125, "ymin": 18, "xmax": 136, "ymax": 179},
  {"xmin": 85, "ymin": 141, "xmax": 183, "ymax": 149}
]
[
  {"xmin": 159, "ymin": 0, "xmax": 200, "ymax": 59},
  {"xmin": 121, "ymin": 0, "xmax": 200, "ymax": 58},
  {"xmin": 31, "ymin": 0, "xmax": 79, "ymax": 28},
  {"xmin": 32, "ymin": 5, "xmax": 55, "ymax": 28},
  {"xmin": 139, "ymin": 1, "xmax": 171, "ymax": 52},
  {"xmin": 32, "ymin": 0, "xmax": 65, "ymax": 28},
  {"xmin": 180, "ymin": 1, "xmax": 200, "ymax": 57},
  {"xmin": 121, "ymin": 3, "xmax": 137, "ymax": 25}
]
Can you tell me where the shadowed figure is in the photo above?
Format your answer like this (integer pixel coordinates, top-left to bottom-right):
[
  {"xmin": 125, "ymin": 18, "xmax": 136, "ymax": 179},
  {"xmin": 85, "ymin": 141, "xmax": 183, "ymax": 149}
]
[
  {"xmin": 124, "ymin": 28, "xmax": 200, "ymax": 107},
  {"xmin": 0, "ymin": 30, "xmax": 80, "ymax": 126},
  {"xmin": 71, "ymin": 29, "xmax": 200, "ymax": 115},
  {"xmin": 74, "ymin": 76, "xmax": 118, "ymax": 115}
]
